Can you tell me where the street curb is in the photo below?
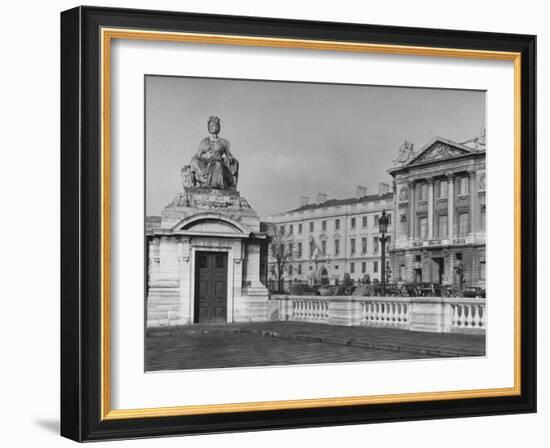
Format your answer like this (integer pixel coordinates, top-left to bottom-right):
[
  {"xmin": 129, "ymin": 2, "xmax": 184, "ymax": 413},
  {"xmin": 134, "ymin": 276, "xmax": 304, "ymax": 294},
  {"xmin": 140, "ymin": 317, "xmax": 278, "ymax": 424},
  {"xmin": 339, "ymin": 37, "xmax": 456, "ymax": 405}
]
[{"xmin": 256, "ymin": 329, "xmax": 482, "ymax": 358}]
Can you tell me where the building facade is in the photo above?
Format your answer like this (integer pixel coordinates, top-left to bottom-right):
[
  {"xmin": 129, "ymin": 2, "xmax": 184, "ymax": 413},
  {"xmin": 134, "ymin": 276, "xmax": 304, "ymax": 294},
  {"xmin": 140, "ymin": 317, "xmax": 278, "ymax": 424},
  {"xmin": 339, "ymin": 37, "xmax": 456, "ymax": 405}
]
[
  {"xmin": 266, "ymin": 184, "xmax": 394, "ymax": 287},
  {"xmin": 145, "ymin": 117, "xmax": 270, "ymax": 328},
  {"xmin": 266, "ymin": 131, "xmax": 486, "ymax": 292},
  {"xmin": 388, "ymin": 135, "xmax": 486, "ymax": 289}
]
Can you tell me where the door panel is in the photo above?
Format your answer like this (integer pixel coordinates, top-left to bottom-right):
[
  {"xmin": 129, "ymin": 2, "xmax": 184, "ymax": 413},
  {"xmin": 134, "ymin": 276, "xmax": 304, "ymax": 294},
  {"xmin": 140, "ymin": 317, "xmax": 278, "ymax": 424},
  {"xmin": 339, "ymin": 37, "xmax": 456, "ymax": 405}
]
[{"xmin": 195, "ymin": 252, "xmax": 228, "ymax": 323}]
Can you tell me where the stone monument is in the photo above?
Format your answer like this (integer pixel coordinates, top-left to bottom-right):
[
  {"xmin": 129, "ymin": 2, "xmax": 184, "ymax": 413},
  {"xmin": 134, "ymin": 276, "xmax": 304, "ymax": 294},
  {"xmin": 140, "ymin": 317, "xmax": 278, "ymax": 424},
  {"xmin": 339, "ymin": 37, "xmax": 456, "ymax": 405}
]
[{"xmin": 147, "ymin": 116, "xmax": 269, "ymax": 328}]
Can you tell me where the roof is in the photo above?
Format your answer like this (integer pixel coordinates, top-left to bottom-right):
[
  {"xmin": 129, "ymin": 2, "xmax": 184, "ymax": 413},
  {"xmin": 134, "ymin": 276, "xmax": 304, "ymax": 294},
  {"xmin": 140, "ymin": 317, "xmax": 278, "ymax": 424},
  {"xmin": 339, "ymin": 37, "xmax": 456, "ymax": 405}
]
[
  {"xmin": 282, "ymin": 191, "xmax": 394, "ymax": 215},
  {"xmin": 389, "ymin": 136, "xmax": 485, "ymax": 175}
]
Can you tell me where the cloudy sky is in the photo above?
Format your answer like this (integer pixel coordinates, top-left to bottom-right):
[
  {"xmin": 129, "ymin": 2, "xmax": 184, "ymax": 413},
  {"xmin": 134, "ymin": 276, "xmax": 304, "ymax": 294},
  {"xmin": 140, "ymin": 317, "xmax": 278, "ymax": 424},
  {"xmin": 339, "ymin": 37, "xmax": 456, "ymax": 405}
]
[{"xmin": 145, "ymin": 76, "xmax": 485, "ymax": 218}]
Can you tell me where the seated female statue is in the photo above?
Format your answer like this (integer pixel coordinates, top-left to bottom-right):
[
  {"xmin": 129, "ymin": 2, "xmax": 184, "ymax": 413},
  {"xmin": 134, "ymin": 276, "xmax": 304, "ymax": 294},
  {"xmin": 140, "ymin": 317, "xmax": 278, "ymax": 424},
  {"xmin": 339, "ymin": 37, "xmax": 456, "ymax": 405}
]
[{"xmin": 189, "ymin": 116, "xmax": 239, "ymax": 190}]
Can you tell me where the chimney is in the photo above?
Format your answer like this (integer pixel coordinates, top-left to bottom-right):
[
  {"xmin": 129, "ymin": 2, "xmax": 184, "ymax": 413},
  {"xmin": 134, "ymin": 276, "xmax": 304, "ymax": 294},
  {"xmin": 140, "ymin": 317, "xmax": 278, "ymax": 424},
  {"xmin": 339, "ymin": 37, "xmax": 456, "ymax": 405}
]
[
  {"xmin": 378, "ymin": 182, "xmax": 390, "ymax": 196},
  {"xmin": 356, "ymin": 186, "xmax": 367, "ymax": 199},
  {"xmin": 300, "ymin": 195, "xmax": 310, "ymax": 207},
  {"xmin": 317, "ymin": 192, "xmax": 327, "ymax": 204}
]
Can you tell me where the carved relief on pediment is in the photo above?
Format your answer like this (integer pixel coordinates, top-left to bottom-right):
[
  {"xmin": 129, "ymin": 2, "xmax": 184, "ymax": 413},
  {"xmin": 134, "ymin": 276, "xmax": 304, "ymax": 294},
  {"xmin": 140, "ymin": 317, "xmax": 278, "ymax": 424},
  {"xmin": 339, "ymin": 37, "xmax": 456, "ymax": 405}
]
[{"xmin": 413, "ymin": 143, "xmax": 468, "ymax": 164}]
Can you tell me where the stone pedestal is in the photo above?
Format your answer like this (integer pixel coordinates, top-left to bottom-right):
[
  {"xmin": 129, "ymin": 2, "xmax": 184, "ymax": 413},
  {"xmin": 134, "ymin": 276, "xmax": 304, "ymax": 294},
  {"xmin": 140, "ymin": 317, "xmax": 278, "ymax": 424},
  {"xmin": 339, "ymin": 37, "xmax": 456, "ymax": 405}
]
[{"xmin": 146, "ymin": 187, "xmax": 269, "ymax": 328}]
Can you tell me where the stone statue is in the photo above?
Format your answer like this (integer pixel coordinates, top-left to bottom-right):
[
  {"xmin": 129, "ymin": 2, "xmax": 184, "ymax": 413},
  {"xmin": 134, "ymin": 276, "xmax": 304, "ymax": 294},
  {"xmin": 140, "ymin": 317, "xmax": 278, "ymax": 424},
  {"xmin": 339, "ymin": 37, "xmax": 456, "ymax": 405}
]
[
  {"xmin": 394, "ymin": 140, "xmax": 415, "ymax": 165},
  {"xmin": 187, "ymin": 116, "xmax": 239, "ymax": 190},
  {"xmin": 180, "ymin": 165, "xmax": 195, "ymax": 189}
]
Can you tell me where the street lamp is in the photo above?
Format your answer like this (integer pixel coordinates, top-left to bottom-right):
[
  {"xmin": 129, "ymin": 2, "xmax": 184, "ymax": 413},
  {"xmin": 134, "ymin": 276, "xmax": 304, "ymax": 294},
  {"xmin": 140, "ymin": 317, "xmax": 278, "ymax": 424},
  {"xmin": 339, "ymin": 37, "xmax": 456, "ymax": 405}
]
[{"xmin": 378, "ymin": 209, "xmax": 389, "ymax": 296}]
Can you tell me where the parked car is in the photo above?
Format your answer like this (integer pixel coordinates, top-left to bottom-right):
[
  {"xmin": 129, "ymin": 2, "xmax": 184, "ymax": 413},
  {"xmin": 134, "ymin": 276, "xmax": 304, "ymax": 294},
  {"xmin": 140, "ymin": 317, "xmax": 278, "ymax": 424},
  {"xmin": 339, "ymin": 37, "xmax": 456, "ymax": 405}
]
[
  {"xmin": 351, "ymin": 283, "xmax": 402, "ymax": 297},
  {"xmin": 351, "ymin": 285, "xmax": 377, "ymax": 297},
  {"xmin": 318, "ymin": 285, "xmax": 346, "ymax": 296},
  {"xmin": 413, "ymin": 282, "xmax": 455, "ymax": 297},
  {"xmin": 287, "ymin": 283, "xmax": 318, "ymax": 296},
  {"xmin": 462, "ymin": 286, "xmax": 486, "ymax": 298}
]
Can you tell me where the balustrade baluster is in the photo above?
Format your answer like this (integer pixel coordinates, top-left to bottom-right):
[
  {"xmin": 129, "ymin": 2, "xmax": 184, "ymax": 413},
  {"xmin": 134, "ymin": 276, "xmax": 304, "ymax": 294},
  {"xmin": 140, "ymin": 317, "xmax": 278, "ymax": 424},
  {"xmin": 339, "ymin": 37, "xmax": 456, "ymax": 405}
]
[
  {"xmin": 467, "ymin": 304, "xmax": 473, "ymax": 327},
  {"xmin": 472, "ymin": 305, "xmax": 481, "ymax": 328},
  {"xmin": 478, "ymin": 305, "xmax": 485, "ymax": 328}
]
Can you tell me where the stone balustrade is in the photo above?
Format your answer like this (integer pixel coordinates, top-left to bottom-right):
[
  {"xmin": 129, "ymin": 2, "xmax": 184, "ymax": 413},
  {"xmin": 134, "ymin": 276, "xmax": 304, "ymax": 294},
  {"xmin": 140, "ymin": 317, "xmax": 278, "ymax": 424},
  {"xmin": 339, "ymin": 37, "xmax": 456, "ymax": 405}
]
[
  {"xmin": 291, "ymin": 298, "xmax": 330, "ymax": 323},
  {"xmin": 268, "ymin": 295, "xmax": 486, "ymax": 334}
]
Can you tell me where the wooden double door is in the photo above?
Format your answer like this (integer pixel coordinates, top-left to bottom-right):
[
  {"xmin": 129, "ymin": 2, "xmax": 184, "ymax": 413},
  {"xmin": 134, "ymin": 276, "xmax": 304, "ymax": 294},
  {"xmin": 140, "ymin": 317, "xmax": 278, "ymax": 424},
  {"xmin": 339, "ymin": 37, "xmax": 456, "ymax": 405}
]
[{"xmin": 194, "ymin": 251, "xmax": 228, "ymax": 323}]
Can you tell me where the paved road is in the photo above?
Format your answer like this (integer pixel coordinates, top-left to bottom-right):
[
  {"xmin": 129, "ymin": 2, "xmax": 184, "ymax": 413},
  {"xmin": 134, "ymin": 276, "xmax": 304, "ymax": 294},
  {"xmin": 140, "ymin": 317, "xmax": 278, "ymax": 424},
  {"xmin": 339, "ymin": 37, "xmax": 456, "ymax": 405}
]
[{"xmin": 146, "ymin": 327, "xmax": 439, "ymax": 371}]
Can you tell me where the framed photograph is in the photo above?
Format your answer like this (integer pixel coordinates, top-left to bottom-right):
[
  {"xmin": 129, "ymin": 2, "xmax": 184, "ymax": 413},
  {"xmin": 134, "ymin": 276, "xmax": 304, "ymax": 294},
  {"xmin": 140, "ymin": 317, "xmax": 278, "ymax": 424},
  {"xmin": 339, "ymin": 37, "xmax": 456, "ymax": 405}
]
[{"xmin": 61, "ymin": 6, "xmax": 536, "ymax": 442}]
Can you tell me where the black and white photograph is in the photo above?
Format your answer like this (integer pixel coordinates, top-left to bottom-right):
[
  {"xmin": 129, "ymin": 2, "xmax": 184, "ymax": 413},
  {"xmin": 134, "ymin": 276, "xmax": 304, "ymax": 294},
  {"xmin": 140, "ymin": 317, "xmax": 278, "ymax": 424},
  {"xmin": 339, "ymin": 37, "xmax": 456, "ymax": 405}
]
[{"xmin": 144, "ymin": 76, "xmax": 487, "ymax": 371}]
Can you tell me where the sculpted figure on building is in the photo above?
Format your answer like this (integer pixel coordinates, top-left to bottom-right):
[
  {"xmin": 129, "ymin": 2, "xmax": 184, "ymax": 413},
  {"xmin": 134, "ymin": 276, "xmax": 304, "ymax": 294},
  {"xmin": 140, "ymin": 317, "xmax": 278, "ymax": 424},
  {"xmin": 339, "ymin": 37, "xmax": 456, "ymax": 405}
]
[
  {"xmin": 184, "ymin": 116, "xmax": 239, "ymax": 190},
  {"xmin": 393, "ymin": 140, "xmax": 415, "ymax": 165}
]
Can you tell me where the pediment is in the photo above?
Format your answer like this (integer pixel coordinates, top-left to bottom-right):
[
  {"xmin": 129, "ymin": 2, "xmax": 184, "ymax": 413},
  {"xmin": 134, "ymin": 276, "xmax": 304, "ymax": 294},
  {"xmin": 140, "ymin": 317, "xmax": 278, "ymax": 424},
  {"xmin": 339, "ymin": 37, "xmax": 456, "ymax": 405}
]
[
  {"xmin": 172, "ymin": 213, "xmax": 250, "ymax": 234},
  {"xmin": 406, "ymin": 138, "xmax": 474, "ymax": 166},
  {"xmin": 184, "ymin": 219, "xmax": 242, "ymax": 234}
]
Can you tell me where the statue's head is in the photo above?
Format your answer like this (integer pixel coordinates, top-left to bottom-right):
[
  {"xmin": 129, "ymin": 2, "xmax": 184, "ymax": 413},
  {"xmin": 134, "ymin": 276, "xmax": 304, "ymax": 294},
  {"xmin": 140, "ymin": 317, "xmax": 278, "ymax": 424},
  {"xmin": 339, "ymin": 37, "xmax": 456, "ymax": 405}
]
[{"xmin": 207, "ymin": 116, "xmax": 221, "ymax": 134}]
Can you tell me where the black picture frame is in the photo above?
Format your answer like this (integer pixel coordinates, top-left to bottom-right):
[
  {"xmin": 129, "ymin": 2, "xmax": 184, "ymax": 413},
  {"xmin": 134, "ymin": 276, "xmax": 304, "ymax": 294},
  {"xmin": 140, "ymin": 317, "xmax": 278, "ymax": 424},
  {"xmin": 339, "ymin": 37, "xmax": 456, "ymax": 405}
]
[{"xmin": 61, "ymin": 5, "xmax": 536, "ymax": 442}]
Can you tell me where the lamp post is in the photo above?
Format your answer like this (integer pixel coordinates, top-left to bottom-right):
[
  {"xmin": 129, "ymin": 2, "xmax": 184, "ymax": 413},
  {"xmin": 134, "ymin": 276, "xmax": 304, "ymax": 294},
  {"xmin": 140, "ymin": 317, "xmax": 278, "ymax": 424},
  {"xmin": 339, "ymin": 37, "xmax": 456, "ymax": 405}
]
[{"xmin": 378, "ymin": 209, "xmax": 389, "ymax": 296}]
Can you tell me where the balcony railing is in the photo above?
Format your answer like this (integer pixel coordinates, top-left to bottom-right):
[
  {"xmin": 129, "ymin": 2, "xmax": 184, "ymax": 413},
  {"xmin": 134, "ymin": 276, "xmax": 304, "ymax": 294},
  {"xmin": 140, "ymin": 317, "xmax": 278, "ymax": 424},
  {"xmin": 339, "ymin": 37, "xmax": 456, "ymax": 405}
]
[{"xmin": 268, "ymin": 295, "xmax": 486, "ymax": 334}]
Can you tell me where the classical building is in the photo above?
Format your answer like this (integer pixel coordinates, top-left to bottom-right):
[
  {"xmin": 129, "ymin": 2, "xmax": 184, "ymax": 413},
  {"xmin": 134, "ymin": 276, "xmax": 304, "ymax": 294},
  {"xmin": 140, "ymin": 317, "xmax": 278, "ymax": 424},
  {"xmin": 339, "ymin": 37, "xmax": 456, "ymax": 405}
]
[
  {"xmin": 145, "ymin": 117, "xmax": 269, "ymax": 328},
  {"xmin": 265, "ymin": 184, "xmax": 394, "ymax": 286},
  {"xmin": 388, "ymin": 132, "xmax": 486, "ymax": 289}
]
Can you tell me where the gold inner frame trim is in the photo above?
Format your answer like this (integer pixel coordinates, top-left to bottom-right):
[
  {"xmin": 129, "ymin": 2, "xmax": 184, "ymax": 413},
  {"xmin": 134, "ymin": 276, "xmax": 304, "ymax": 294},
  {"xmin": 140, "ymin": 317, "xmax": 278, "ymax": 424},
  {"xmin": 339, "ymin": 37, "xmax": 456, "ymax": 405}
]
[{"xmin": 100, "ymin": 27, "xmax": 522, "ymax": 421}]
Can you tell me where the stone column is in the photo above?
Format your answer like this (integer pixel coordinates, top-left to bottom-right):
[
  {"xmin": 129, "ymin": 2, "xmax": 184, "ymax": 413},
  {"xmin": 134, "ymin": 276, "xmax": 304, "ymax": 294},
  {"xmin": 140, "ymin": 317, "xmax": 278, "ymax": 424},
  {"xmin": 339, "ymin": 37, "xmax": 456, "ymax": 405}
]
[
  {"xmin": 408, "ymin": 181, "xmax": 416, "ymax": 240},
  {"xmin": 427, "ymin": 177, "xmax": 434, "ymax": 240},
  {"xmin": 468, "ymin": 170, "xmax": 476, "ymax": 235},
  {"xmin": 177, "ymin": 237, "xmax": 192, "ymax": 323},
  {"xmin": 232, "ymin": 240, "xmax": 243, "ymax": 297},
  {"xmin": 446, "ymin": 172, "xmax": 454, "ymax": 240}
]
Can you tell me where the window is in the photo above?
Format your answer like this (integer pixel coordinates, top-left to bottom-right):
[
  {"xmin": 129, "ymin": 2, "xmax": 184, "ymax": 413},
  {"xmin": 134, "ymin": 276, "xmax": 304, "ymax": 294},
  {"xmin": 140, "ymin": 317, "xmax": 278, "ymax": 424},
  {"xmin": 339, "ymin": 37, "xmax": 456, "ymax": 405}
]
[
  {"xmin": 361, "ymin": 262, "xmax": 366, "ymax": 274},
  {"xmin": 459, "ymin": 176, "xmax": 469, "ymax": 195},
  {"xmin": 289, "ymin": 224, "xmax": 293, "ymax": 234},
  {"xmin": 419, "ymin": 216, "xmax": 428, "ymax": 240},
  {"xmin": 480, "ymin": 207, "xmax": 486, "ymax": 231},
  {"xmin": 361, "ymin": 237, "xmax": 367, "ymax": 254},
  {"xmin": 351, "ymin": 217, "xmax": 356, "ymax": 229},
  {"xmin": 309, "ymin": 240, "xmax": 315, "ymax": 256},
  {"xmin": 362, "ymin": 216, "xmax": 368, "ymax": 228},
  {"xmin": 322, "ymin": 220, "xmax": 327, "ymax": 231},
  {"xmin": 350, "ymin": 238, "xmax": 356, "ymax": 254},
  {"xmin": 373, "ymin": 237, "xmax": 379, "ymax": 253},
  {"xmin": 418, "ymin": 183, "xmax": 428, "ymax": 201},
  {"xmin": 297, "ymin": 243, "xmax": 302, "ymax": 258},
  {"xmin": 288, "ymin": 243, "xmax": 293, "ymax": 256},
  {"xmin": 279, "ymin": 225, "xmax": 285, "ymax": 235},
  {"xmin": 321, "ymin": 240, "xmax": 326, "ymax": 256},
  {"xmin": 373, "ymin": 261, "xmax": 378, "ymax": 273},
  {"xmin": 298, "ymin": 223, "xmax": 303, "ymax": 234},
  {"xmin": 298, "ymin": 264, "xmax": 302, "ymax": 275},
  {"xmin": 438, "ymin": 214, "xmax": 448, "ymax": 238},
  {"xmin": 335, "ymin": 265, "xmax": 339, "ymax": 270},
  {"xmin": 387, "ymin": 214, "xmax": 392, "ymax": 225},
  {"xmin": 374, "ymin": 215, "xmax": 379, "ymax": 226},
  {"xmin": 458, "ymin": 212, "xmax": 469, "ymax": 236},
  {"xmin": 288, "ymin": 265, "xmax": 293, "ymax": 275},
  {"xmin": 309, "ymin": 222, "xmax": 314, "ymax": 232},
  {"xmin": 479, "ymin": 173, "xmax": 486, "ymax": 191},
  {"xmin": 399, "ymin": 264, "xmax": 405, "ymax": 281},
  {"xmin": 350, "ymin": 262, "xmax": 355, "ymax": 274},
  {"xmin": 385, "ymin": 236, "xmax": 391, "ymax": 250},
  {"xmin": 335, "ymin": 219, "xmax": 340, "ymax": 230},
  {"xmin": 438, "ymin": 180, "xmax": 448, "ymax": 198},
  {"xmin": 480, "ymin": 260, "xmax": 486, "ymax": 280},
  {"xmin": 334, "ymin": 239, "xmax": 340, "ymax": 256}
]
